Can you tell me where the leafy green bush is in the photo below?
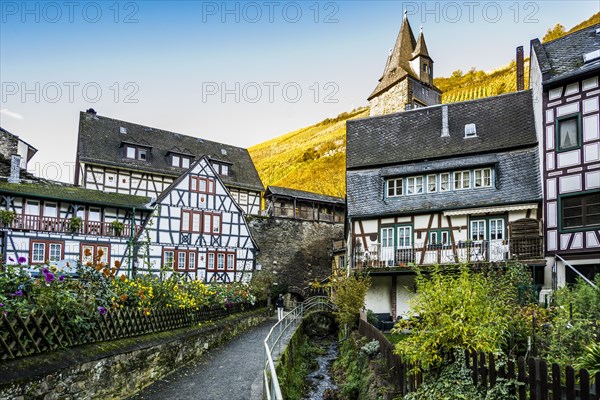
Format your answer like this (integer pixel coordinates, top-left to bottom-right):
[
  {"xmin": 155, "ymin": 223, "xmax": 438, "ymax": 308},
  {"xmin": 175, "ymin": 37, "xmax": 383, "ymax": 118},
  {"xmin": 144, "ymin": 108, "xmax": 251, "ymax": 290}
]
[
  {"xmin": 394, "ymin": 265, "xmax": 517, "ymax": 370},
  {"xmin": 538, "ymin": 276, "xmax": 600, "ymax": 366},
  {"xmin": 330, "ymin": 272, "xmax": 371, "ymax": 328},
  {"xmin": 576, "ymin": 342, "xmax": 600, "ymax": 375}
]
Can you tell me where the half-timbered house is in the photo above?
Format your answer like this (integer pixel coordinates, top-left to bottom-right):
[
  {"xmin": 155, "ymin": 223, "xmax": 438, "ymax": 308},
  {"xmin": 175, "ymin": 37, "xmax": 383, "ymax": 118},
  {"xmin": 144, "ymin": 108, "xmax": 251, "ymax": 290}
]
[
  {"xmin": 0, "ymin": 127, "xmax": 152, "ymax": 273},
  {"xmin": 137, "ymin": 157, "xmax": 257, "ymax": 283},
  {"xmin": 74, "ymin": 110, "xmax": 264, "ymax": 216},
  {"xmin": 346, "ymin": 90, "xmax": 545, "ymax": 319},
  {"xmin": 530, "ymin": 24, "xmax": 600, "ymax": 286}
]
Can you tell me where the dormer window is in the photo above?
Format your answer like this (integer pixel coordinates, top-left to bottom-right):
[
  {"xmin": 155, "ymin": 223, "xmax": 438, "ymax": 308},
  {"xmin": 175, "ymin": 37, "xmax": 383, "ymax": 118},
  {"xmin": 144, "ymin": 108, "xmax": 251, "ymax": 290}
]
[
  {"xmin": 171, "ymin": 154, "xmax": 191, "ymax": 168},
  {"xmin": 464, "ymin": 124, "xmax": 477, "ymax": 138},
  {"xmin": 212, "ymin": 162, "xmax": 230, "ymax": 176},
  {"xmin": 125, "ymin": 146, "xmax": 148, "ymax": 161}
]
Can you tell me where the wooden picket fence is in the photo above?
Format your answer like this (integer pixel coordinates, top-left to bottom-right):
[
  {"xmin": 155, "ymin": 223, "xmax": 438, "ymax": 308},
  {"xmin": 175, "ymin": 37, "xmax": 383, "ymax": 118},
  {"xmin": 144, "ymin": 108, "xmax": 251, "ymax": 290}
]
[
  {"xmin": 466, "ymin": 351, "xmax": 600, "ymax": 400},
  {"xmin": 358, "ymin": 318, "xmax": 600, "ymax": 400},
  {"xmin": 0, "ymin": 302, "xmax": 262, "ymax": 361}
]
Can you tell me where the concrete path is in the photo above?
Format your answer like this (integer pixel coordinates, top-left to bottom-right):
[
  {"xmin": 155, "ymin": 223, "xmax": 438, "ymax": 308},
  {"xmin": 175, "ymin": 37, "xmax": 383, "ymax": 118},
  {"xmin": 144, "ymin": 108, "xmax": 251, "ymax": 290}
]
[{"xmin": 129, "ymin": 316, "xmax": 284, "ymax": 400}]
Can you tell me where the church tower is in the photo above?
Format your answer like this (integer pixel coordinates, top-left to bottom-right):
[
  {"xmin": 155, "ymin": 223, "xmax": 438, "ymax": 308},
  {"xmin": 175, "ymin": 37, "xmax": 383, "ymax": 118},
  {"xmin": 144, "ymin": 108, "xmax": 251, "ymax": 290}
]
[{"xmin": 368, "ymin": 12, "xmax": 442, "ymax": 116}]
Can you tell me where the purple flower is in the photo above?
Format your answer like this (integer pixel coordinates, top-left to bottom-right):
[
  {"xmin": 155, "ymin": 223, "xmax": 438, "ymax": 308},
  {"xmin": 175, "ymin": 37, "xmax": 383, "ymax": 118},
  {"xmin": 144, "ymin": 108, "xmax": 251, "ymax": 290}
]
[
  {"xmin": 42, "ymin": 267, "xmax": 49, "ymax": 275},
  {"xmin": 14, "ymin": 290, "xmax": 23, "ymax": 297},
  {"xmin": 8, "ymin": 257, "xmax": 14, "ymax": 262},
  {"xmin": 17, "ymin": 256, "xmax": 26, "ymax": 264},
  {"xmin": 0, "ymin": 303, "xmax": 4, "ymax": 307},
  {"xmin": 98, "ymin": 307, "xmax": 107, "ymax": 315},
  {"xmin": 58, "ymin": 276, "xmax": 65, "ymax": 282},
  {"xmin": 45, "ymin": 273, "xmax": 55, "ymax": 283}
]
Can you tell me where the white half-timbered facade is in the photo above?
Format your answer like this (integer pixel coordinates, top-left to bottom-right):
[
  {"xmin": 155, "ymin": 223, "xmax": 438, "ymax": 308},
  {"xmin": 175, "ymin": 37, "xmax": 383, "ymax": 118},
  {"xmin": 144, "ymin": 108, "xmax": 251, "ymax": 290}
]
[
  {"xmin": 75, "ymin": 110, "xmax": 263, "ymax": 216},
  {"xmin": 0, "ymin": 181, "xmax": 152, "ymax": 274},
  {"xmin": 346, "ymin": 91, "xmax": 545, "ymax": 318},
  {"xmin": 137, "ymin": 157, "xmax": 257, "ymax": 283},
  {"xmin": 530, "ymin": 24, "xmax": 600, "ymax": 286}
]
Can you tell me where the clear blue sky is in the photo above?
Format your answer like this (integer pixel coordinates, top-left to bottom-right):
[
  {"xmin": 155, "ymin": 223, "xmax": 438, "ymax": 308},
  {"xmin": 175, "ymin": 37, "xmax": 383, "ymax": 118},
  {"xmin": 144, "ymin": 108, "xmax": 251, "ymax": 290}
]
[{"xmin": 1, "ymin": 1, "xmax": 598, "ymax": 182}]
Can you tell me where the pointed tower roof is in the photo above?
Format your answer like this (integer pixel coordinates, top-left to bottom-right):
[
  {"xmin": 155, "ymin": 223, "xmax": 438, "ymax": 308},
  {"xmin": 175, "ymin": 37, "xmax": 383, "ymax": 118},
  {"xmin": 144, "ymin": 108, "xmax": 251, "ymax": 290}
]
[
  {"xmin": 368, "ymin": 12, "xmax": 419, "ymax": 100},
  {"xmin": 412, "ymin": 27, "xmax": 430, "ymax": 59}
]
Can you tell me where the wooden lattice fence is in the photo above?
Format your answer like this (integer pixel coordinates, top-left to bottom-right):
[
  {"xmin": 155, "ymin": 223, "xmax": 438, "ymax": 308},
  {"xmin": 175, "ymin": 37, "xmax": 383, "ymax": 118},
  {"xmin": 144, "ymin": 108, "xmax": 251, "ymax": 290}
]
[{"xmin": 0, "ymin": 302, "xmax": 261, "ymax": 361}]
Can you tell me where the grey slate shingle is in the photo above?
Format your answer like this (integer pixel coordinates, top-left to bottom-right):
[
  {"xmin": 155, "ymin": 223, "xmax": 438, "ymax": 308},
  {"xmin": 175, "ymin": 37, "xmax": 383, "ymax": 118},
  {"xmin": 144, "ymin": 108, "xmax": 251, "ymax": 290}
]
[
  {"xmin": 347, "ymin": 148, "xmax": 541, "ymax": 218},
  {"xmin": 532, "ymin": 23, "xmax": 600, "ymax": 85},
  {"xmin": 77, "ymin": 112, "xmax": 264, "ymax": 192},
  {"xmin": 347, "ymin": 90, "xmax": 537, "ymax": 170}
]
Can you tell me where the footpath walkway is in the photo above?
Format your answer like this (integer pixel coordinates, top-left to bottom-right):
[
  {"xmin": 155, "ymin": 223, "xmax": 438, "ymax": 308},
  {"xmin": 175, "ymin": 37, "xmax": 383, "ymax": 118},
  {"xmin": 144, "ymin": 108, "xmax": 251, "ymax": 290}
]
[{"xmin": 129, "ymin": 316, "xmax": 284, "ymax": 400}]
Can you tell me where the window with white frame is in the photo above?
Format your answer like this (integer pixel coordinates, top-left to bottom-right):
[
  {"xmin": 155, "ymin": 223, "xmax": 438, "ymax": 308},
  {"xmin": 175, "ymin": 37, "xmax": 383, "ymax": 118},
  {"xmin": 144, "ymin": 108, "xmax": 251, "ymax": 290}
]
[
  {"xmin": 406, "ymin": 176, "xmax": 424, "ymax": 195},
  {"xmin": 25, "ymin": 200, "xmax": 40, "ymax": 216},
  {"xmin": 440, "ymin": 173, "xmax": 450, "ymax": 192},
  {"xmin": 125, "ymin": 146, "xmax": 148, "ymax": 161},
  {"xmin": 207, "ymin": 251, "xmax": 236, "ymax": 271},
  {"xmin": 387, "ymin": 178, "xmax": 403, "ymax": 197},
  {"xmin": 163, "ymin": 250, "xmax": 174, "ymax": 267},
  {"xmin": 454, "ymin": 171, "xmax": 471, "ymax": 190},
  {"xmin": 474, "ymin": 168, "xmax": 492, "ymax": 188},
  {"xmin": 30, "ymin": 241, "xmax": 62, "ymax": 264},
  {"xmin": 470, "ymin": 220, "xmax": 486, "ymax": 241},
  {"xmin": 489, "ymin": 219, "xmax": 504, "ymax": 240},
  {"xmin": 429, "ymin": 230, "xmax": 450, "ymax": 246},
  {"xmin": 427, "ymin": 174, "xmax": 437, "ymax": 193},
  {"xmin": 43, "ymin": 202, "xmax": 58, "ymax": 218},
  {"xmin": 81, "ymin": 244, "xmax": 110, "ymax": 266},
  {"xmin": 381, "ymin": 227, "xmax": 394, "ymax": 248},
  {"xmin": 397, "ymin": 226, "xmax": 412, "ymax": 248}
]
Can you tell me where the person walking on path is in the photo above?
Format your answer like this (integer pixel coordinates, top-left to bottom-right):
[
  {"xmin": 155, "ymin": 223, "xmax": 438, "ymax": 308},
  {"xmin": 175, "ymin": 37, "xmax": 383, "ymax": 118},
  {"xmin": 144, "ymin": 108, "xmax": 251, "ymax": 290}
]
[{"xmin": 276, "ymin": 294, "xmax": 284, "ymax": 321}]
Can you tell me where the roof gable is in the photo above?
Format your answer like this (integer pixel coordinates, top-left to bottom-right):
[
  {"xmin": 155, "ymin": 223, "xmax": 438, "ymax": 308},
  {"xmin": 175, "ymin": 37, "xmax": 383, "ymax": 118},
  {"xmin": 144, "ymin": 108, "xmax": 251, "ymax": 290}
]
[
  {"xmin": 77, "ymin": 112, "xmax": 264, "ymax": 192},
  {"xmin": 347, "ymin": 90, "xmax": 537, "ymax": 169}
]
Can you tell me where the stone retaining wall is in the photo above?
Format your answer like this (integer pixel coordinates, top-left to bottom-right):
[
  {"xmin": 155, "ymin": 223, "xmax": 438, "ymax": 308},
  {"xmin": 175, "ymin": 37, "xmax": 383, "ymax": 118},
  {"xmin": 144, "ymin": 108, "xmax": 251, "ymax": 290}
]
[
  {"xmin": 248, "ymin": 217, "xmax": 344, "ymax": 298},
  {"xmin": 0, "ymin": 308, "xmax": 268, "ymax": 400}
]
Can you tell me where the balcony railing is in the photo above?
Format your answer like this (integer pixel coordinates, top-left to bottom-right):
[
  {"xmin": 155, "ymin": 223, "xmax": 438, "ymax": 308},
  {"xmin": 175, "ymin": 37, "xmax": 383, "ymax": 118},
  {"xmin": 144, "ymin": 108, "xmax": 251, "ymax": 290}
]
[
  {"xmin": 2, "ymin": 214, "xmax": 141, "ymax": 238},
  {"xmin": 354, "ymin": 237, "xmax": 543, "ymax": 269}
]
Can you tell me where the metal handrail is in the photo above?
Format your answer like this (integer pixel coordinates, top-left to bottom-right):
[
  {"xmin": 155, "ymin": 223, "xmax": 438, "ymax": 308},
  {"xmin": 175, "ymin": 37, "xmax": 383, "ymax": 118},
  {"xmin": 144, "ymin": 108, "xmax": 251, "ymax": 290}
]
[{"xmin": 263, "ymin": 296, "xmax": 335, "ymax": 400}]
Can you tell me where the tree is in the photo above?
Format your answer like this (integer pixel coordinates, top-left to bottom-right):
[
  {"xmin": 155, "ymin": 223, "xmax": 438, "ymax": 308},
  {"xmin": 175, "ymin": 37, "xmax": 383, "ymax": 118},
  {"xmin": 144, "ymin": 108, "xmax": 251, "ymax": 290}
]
[
  {"xmin": 543, "ymin": 23, "xmax": 566, "ymax": 42},
  {"xmin": 330, "ymin": 272, "xmax": 371, "ymax": 328}
]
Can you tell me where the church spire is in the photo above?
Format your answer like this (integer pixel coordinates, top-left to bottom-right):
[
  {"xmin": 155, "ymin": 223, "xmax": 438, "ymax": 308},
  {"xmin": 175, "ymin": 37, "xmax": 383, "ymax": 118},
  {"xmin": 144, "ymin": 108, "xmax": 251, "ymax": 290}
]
[
  {"xmin": 413, "ymin": 26, "xmax": 430, "ymax": 59},
  {"xmin": 367, "ymin": 13, "xmax": 441, "ymax": 116}
]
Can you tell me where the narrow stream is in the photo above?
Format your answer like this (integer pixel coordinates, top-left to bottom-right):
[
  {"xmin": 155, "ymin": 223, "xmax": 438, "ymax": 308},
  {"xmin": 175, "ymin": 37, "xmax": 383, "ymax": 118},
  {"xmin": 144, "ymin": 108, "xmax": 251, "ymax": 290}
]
[{"xmin": 303, "ymin": 337, "xmax": 339, "ymax": 400}]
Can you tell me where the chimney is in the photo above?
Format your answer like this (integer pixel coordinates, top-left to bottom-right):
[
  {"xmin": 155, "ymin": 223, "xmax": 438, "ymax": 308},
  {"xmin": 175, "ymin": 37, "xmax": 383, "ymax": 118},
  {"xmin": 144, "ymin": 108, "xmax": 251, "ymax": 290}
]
[
  {"xmin": 8, "ymin": 154, "xmax": 21, "ymax": 184},
  {"xmin": 516, "ymin": 46, "xmax": 524, "ymax": 91},
  {"xmin": 441, "ymin": 105, "xmax": 449, "ymax": 137}
]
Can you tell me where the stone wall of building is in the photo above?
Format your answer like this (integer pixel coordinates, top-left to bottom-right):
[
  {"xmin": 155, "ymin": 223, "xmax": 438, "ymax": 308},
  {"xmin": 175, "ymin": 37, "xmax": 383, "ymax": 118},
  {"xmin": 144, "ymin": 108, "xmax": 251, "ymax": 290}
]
[
  {"xmin": 0, "ymin": 130, "xmax": 17, "ymax": 160},
  {"xmin": 248, "ymin": 217, "xmax": 344, "ymax": 299},
  {"xmin": 368, "ymin": 80, "xmax": 409, "ymax": 116},
  {"xmin": 0, "ymin": 309, "xmax": 268, "ymax": 400}
]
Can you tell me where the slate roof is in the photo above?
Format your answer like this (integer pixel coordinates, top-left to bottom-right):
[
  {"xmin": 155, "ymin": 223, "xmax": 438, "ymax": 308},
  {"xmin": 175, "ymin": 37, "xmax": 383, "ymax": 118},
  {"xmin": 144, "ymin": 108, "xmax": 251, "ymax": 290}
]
[
  {"xmin": 265, "ymin": 186, "xmax": 345, "ymax": 206},
  {"xmin": 347, "ymin": 148, "xmax": 541, "ymax": 218},
  {"xmin": 347, "ymin": 90, "xmax": 537, "ymax": 170},
  {"xmin": 0, "ymin": 180, "xmax": 152, "ymax": 210},
  {"xmin": 77, "ymin": 112, "xmax": 264, "ymax": 192},
  {"xmin": 531, "ymin": 24, "xmax": 600, "ymax": 85}
]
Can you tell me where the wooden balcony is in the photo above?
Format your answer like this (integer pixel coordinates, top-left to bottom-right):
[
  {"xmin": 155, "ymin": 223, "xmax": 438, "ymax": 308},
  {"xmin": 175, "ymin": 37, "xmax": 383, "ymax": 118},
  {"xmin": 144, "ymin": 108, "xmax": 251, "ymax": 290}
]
[
  {"xmin": 354, "ymin": 237, "xmax": 544, "ymax": 269},
  {"xmin": 2, "ymin": 214, "xmax": 142, "ymax": 238},
  {"xmin": 271, "ymin": 206, "xmax": 344, "ymax": 223}
]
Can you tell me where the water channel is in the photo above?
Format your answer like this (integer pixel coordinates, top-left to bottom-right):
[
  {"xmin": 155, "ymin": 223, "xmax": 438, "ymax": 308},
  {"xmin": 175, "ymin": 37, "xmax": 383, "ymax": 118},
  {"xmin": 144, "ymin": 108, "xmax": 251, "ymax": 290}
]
[{"xmin": 303, "ymin": 335, "xmax": 339, "ymax": 399}]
